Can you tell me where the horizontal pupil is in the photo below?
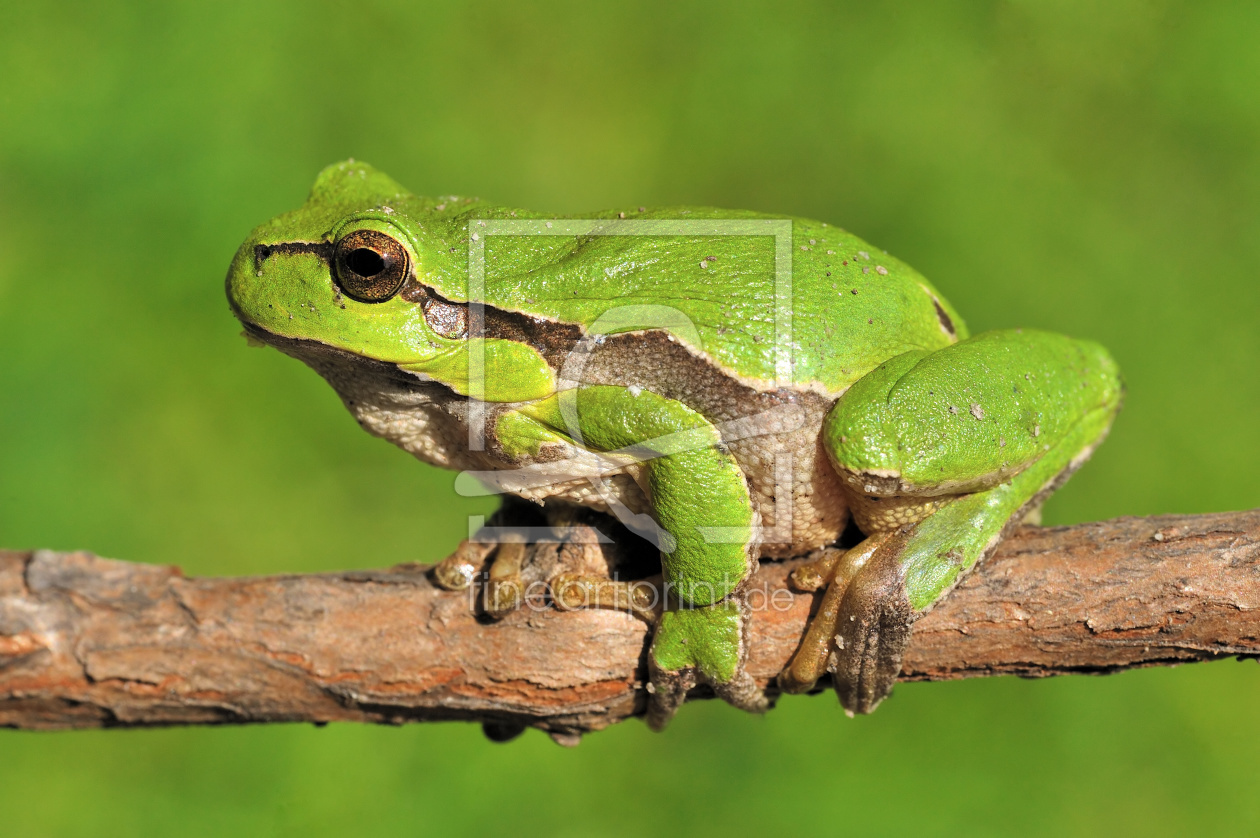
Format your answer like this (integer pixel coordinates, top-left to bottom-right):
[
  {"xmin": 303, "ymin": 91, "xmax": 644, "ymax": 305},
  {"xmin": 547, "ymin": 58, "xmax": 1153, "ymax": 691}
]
[{"xmin": 346, "ymin": 247, "xmax": 386, "ymax": 277}]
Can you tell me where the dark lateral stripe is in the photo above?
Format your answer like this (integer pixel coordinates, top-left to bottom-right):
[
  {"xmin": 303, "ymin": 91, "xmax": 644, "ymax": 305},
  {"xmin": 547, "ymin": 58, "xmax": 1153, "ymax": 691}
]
[{"xmin": 254, "ymin": 241, "xmax": 334, "ymax": 263}]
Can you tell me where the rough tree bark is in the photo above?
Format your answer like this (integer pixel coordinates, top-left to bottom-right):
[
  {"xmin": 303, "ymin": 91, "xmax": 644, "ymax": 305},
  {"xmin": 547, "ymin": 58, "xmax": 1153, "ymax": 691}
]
[{"xmin": 1, "ymin": 510, "xmax": 1257, "ymax": 743}]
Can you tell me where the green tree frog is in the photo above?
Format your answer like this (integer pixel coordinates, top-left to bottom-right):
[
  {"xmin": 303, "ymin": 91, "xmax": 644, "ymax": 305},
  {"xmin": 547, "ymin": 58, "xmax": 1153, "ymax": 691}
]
[{"xmin": 227, "ymin": 161, "xmax": 1121, "ymax": 726}]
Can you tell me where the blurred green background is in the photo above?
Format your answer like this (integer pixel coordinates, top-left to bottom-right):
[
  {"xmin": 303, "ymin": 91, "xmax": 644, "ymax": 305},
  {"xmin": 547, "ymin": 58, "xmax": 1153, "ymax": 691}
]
[{"xmin": 2, "ymin": 1, "xmax": 1258, "ymax": 835}]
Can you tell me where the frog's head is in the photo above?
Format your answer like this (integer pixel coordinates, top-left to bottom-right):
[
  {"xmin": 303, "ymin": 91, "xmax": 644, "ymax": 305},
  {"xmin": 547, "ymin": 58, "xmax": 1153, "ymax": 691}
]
[
  {"xmin": 227, "ymin": 160, "xmax": 455, "ymax": 366},
  {"xmin": 226, "ymin": 160, "xmax": 555, "ymax": 402}
]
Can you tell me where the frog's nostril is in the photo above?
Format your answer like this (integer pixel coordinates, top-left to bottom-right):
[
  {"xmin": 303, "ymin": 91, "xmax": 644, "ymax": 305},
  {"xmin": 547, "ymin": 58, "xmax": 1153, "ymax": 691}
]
[{"xmin": 347, "ymin": 248, "xmax": 385, "ymax": 277}]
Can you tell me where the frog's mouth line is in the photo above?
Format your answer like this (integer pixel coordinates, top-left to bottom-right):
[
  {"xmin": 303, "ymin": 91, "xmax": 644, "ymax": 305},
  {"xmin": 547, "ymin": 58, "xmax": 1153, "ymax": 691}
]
[
  {"xmin": 238, "ymin": 320, "xmax": 349, "ymax": 362},
  {"xmin": 239, "ymin": 320, "xmax": 283, "ymax": 344},
  {"xmin": 239, "ymin": 321, "xmax": 441, "ymax": 395}
]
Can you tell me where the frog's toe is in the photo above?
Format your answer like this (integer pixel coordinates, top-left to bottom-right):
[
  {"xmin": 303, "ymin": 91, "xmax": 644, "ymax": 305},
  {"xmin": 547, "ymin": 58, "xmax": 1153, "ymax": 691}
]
[
  {"xmin": 646, "ymin": 661, "xmax": 766, "ymax": 731},
  {"xmin": 483, "ymin": 533, "xmax": 528, "ymax": 619},
  {"xmin": 432, "ymin": 539, "xmax": 494, "ymax": 592},
  {"xmin": 831, "ymin": 544, "xmax": 915, "ymax": 715},
  {"xmin": 644, "ymin": 662, "xmax": 766, "ymax": 731},
  {"xmin": 787, "ymin": 546, "xmax": 844, "ymax": 592},
  {"xmin": 645, "ymin": 666, "xmax": 695, "ymax": 731},
  {"xmin": 551, "ymin": 573, "xmax": 661, "ymax": 623},
  {"xmin": 713, "ymin": 669, "xmax": 769, "ymax": 714},
  {"xmin": 429, "ymin": 528, "xmax": 530, "ymax": 619}
]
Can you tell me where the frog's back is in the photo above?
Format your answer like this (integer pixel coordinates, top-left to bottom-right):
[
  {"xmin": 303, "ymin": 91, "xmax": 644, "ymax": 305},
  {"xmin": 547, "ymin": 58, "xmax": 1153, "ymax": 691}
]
[
  {"xmin": 431, "ymin": 203, "xmax": 966, "ymax": 394},
  {"xmin": 296, "ymin": 162, "xmax": 966, "ymax": 394}
]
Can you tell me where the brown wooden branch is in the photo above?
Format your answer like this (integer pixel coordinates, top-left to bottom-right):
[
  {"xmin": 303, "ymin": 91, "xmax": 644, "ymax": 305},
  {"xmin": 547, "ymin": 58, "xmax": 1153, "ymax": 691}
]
[{"xmin": 1, "ymin": 510, "xmax": 1257, "ymax": 742}]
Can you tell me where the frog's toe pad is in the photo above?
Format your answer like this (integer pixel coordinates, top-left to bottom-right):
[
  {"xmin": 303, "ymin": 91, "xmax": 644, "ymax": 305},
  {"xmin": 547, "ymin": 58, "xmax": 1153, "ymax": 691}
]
[{"xmin": 831, "ymin": 548, "xmax": 915, "ymax": 714}]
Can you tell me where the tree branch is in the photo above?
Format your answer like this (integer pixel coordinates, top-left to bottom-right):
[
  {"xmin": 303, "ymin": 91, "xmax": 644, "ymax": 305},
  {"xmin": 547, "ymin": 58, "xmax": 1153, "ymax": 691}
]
[{"xmin": 1, "ymin": 510, "xmax": 1257, "ymax": 741}]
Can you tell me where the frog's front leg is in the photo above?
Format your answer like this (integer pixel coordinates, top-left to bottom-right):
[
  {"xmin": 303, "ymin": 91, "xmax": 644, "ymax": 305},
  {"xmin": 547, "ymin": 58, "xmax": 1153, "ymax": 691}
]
[
  {"xmin": 786, "ymin": 330, "xmax": 1122, "ymax": 713},
  {"xmin": 507, "ymin": 385, "xmax": 766, "ymax": 728}
]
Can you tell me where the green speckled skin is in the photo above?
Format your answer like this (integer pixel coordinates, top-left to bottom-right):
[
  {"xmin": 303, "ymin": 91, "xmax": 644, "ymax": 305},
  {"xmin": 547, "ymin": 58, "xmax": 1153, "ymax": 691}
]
[
  {"xmin": 228, "ymin": 161, "xmax": 965, "ymax": 395},
  {"xmin": 824, "ymin": 330, "xmax": 1121, "ymax": 493},
  {"xmin": 226, "ymin": 161, "xmax": 1122, "ymax": 721}
]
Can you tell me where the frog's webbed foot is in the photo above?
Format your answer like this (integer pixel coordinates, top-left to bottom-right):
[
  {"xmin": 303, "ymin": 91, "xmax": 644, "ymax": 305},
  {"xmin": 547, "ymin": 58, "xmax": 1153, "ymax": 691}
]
[
  {"xmin": 431, "ymin": 500, "xmax": 644, "ymax": 621},
  {"xmin": 551, "ymin": 560, "xmax": 765, "ymax": 727},
  {"xmin": 830, "ymin": 537, "xmax": 915, "ymax": 714},
  {"xmin": 551, "ymin": 577, "xmax": 765, "ymax": 728},
  {"xmin": 779, "ymin": 534, "xmax": 891, "ymax": 694},
  {"xmin": 780, "ymin": 530, "xmax": 916, "ymax": 713}
]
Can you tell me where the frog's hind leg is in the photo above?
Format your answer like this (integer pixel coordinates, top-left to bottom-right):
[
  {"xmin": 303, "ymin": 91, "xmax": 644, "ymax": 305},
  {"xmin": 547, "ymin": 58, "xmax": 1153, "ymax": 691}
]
[
  {"xmin": 812, "ymin": 330, "xmax": 1122, "ymax": 713},
  {"xmin": 833, "ymin": 415, "xmax": 1110, "ymax": 712}
]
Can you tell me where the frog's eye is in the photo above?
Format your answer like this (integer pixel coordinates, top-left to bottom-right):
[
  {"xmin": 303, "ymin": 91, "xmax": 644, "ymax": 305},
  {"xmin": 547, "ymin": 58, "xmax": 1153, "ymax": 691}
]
[{"xmin": 333, "ymin": 229, "xmax": 409, "ymax": 303}]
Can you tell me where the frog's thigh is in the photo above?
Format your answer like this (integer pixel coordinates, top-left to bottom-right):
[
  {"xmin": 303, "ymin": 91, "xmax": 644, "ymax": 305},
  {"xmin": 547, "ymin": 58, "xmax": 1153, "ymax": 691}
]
[
  {"xmin": 823, "ymin": 330, "xmax": 1122, "ymax": 712},
  {"xmin": 824, "ymin": 330, "xmax": 1122, "ymax": 502}
]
